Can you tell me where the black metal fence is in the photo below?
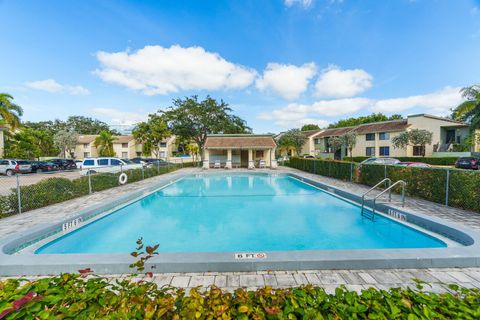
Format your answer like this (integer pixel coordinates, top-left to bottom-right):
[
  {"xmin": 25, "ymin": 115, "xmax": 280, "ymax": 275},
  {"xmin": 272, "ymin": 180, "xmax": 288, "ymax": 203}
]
[{"xmin": 287, "ymin": 157, "xmax": 480, "ymax": 213}]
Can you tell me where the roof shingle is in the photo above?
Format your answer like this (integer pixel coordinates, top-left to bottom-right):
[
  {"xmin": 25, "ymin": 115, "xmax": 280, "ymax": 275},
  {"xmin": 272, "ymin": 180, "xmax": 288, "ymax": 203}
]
[{"xmin": 205, "ymin": 135, "xmax": 276, "ymax": 149}]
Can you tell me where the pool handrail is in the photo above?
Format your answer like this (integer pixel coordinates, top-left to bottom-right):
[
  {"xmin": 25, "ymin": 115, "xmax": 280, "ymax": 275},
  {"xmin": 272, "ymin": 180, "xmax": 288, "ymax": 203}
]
[{"xmin": 361, "ymin": 178, "xmax": 391, "ymax": 220}]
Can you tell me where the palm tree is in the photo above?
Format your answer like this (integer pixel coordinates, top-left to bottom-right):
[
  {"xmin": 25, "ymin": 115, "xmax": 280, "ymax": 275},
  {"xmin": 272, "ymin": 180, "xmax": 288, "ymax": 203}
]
[
  {"xmin": 94, "ymin": 130, "xmax": 115, "ymax": 157},
  {"xmin": 451, "ymin": 85, "xmax": 480, "ymax": 130},
  {"xmin": 0, "ymin": 93, "xmax": 23, "ymax": 130}
]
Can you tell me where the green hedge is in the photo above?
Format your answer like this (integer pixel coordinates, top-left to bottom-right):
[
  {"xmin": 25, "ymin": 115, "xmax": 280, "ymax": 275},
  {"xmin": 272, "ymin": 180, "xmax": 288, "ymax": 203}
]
[
  {"xmin": 350, "ymin": 156, "xmax": 458, "ymax": 166},
  {"xmin": 0, "ymin": 162, "xmax": 197, "ymax": 218},
  {"xmin": 288, "ymin": 157, "xmax": 480, "ymax": 212},
  {"xmin": 1, "ymin": 274, "xmax": 479, "ymax": 319}
]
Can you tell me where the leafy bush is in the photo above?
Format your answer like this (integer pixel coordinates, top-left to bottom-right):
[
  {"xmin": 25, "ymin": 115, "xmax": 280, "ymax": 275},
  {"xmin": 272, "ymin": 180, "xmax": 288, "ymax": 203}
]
[
  {"xmin": 350, "ymin": 156, "xmax": 458, "ymax": 166},
  {"xmin": 1, "ymin": 275, "xmax": 479, "ymax": 319},
  {"xmin": 289, "ymin": 157, "xmax": 480, "ymax": 212}
]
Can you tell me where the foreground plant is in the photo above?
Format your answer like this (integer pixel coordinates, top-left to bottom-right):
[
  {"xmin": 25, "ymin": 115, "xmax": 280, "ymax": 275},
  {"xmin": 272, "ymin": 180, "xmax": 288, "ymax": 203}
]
[{"xmin": 1, "ymin": 277, "xmax": 480, "ymax": 319}]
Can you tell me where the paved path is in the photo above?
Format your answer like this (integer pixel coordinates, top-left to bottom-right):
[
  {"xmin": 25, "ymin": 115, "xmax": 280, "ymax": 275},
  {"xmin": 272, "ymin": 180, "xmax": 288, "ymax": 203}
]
[{"xmin": 2, "ymin": 166, "xmax": 480, "ymax": 293}]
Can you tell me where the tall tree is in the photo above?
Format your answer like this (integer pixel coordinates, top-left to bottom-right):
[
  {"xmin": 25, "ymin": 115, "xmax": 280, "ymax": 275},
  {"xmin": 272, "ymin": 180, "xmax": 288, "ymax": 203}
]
[
  {"xmin": 161, "ymin": 96, "xmax": 251, "ymax": 158},
  {"xmin": 0, "ymin": 93, "xmax": 23, "ymax": 130},
  {"xmin": 277, "ymin": 129, "xmax": 307, "ymax": 156},
  {"xmin": 392, "ymin": 129, "xmax": 433, "ymax": 157},
  {"xmin": 301, "ymin": 124, "xmax": 320, "ymax": 131},
  {"xmin": 328, "ymin": 113, "xmax": 403, "ymax": 129},
  {"xmin": 66, "ymin": 116, "xmax": 120, "ymax": 135},
  {"xmin": 53, "ymin": 130, "xmax": 79, "ymax": 158},
  {"xmin": 94, "ymin": 130, "xmax": 115, "ymax": 157},
  {"xmin": 133, "ymin": 114, "xmax": 170, "ymax": 159},
  {"xmin": 4, "ymin": 128, "xmax": 41, "ymax": 159},
  {"xmin": 451, "ymin": 85, "xmax": 480, "ymax": 130},
  {"xmin": 341, "ymin": 132, "xmax": 357, "ymax": 159},
  {"xmin": 328, "ymin": 136, "xmax": 343, "ymax": 154},
  {"xmin": 186, "ymin": 143, "xmax": 200, "ymax": 162}
]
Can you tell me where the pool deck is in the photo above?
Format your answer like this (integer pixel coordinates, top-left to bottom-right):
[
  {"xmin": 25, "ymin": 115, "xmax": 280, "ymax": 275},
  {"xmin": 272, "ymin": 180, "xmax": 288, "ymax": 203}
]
[{"xmin": 1, "ymin": 166, "xmax": 480, "ymax": 292}]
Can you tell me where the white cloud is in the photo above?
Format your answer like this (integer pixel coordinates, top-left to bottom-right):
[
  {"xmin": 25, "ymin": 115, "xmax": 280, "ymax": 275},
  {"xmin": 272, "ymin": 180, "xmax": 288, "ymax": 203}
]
[
  {"xmin": 284, "ymin": 0, "xmax": 313, "ymax": 8},
  {"xmin": 92, "ymin": 108, "xmax": 148, "ymax": 126},
  {"xmin": 256, "ymin": 62, "xmax": 316, "ymax": 100},
  {"xmin": 373, "ymin": 86, "xmax": 463, "ymax": 113},
  {"xmin": 314, "ymin": 66, "xmax": 373, "ymax": 98},
  {"xmin": 25, "ymin": 79, "xmax": 90, "ymax": 95},
  {"xmin": 94, "ymin": 45, "xmax": 257, "ymax": 95},
  {"xmin": 258, "ymin": 86, "xmax": 464, "ymax": 128}
]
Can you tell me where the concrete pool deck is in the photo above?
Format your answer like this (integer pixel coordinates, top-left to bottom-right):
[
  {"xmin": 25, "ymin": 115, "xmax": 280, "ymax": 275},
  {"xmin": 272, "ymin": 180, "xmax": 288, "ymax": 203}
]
[{"xmin": 1, "ymin": 167, "xmax": 480, "ymax": 292}]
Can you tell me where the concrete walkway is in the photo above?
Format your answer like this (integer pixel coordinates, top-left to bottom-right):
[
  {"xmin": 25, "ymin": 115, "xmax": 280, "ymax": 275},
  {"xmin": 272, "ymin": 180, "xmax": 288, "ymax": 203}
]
[{"xmin": 2, "ymin": 166, "xmax": 480, "ymax": 293}]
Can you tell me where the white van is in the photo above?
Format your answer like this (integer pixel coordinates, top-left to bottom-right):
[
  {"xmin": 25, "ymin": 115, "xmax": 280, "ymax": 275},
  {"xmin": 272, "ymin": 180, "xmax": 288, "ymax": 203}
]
[{"xmin": 80, "ymin": 157, "xmax": 142, "ymax": 175}]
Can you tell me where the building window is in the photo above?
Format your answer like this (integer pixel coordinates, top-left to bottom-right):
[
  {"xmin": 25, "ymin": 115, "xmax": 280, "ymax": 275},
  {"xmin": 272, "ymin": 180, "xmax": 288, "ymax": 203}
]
[
  {"xmin": 83, "ymin": 143, "xmax": 89, "ymax": 148},
  {"xmin": 365, "ymin": 133, "xmax": 375, "ymax": 141},
  {"xmin": 160, "ymin": 142, "xmax": 167, "ymax": 148},
  {"xmin": 413, "ymin": 146, "xmax": 425, "ymax": 156},
  {"xmin": 379, "ymin": 146, "xmax": 390, "ymax": 156},
  {"xmin": 136, "ymin": 152, "xmax": 142, "ymax": 157},
  {"xmin": 121, "ymin": 143, "xmax": 128, "ymax": 148},
  {"xmin": 255, "ymin": 150, "xmax": 264, "ymax": 158},
  {"xmin": 83, "ymin": 152, "xmax": 90, "ymax": 158},
  {"xmin": 379, "ymin": 132, "xmax": 390, "ymax": 140},
  {"xmin": 314, "ymin": 138, "xmax": 321, "ymax": 144},
  {"xmin": 121, "ymin": 152, "xmax": 128, "ymax": 158},
  {"xmin": 366, "ymin": 147, "xmax": 375, "ymax": 156}
]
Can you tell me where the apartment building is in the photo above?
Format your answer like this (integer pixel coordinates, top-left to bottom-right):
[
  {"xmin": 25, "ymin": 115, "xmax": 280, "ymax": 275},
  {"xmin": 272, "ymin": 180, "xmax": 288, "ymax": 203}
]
[
  {"xmin": 74, "ymin": 134, "xmax": 179, "ymax": 160},
  {"xmin": 310, "ymin": 114, "xmax": 475, "ymax": 159}
]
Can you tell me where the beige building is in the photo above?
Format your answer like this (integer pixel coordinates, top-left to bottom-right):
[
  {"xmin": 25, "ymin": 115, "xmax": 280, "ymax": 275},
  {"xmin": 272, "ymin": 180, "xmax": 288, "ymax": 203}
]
[
  {"xmin": 310, "ymin": 114, "xmax": 475, "ymax": 159},
  {"xmin": 74, "ymin": 134, "xmax": 180, "ymax": 160},
  {"xmin": 275, "ymin": 129, "xmax": 322, "ymax": 157},
  {"xmin": 203, "ymin": 134, "xmax": 277, "ymax": 169}
]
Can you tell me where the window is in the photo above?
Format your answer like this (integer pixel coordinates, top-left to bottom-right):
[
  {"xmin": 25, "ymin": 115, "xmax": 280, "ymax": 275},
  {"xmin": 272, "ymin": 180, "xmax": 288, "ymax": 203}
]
[
  {"xmin": 0, "ymin": 160, "xmax": 9, "ymax": 165},
  {"xmin": 111, "ymin": 159, "xmax": 122, "ymax": 166},
  {"xmin": 366, "ymin": 147, "xmax": 375, "ymax": 156},
  {"xmin": 98, "ymin": 159, "xmax": 109, "ymax": 166},
  {"xmin": 160, "ymin": 142, "xmax": 167, "ymax": 148},
  {"xmin": 83, "ymin": 143, "xmax": 89, "ymax": 148},
  {"xmin": 136, "ymin": 152, "xmax": 142, "ymax": 157},
  {"xmin": 83, "ymin": 152, "xmax": 90, "ymax": 158},
  {"xmin": 365, "ymin": 133, "xmax": 375, "ymax": 141},
  {"xmin": 413, "ymin": 146, "xmax": 425, "ymax": 156},
  {"xmin": 379, "ymin": 132, "xmax": 390, "ymax": 140},
  {"xmin": 121, "ymin": 143, "xmax": 128, "ymax": 148},
  {"xmin": 121, "ymin": 152, "xmax": 128, "ymax": 158},
  {"xmin": 255, "ymin": 150, "xmax": 264, "ymax": 158},
  {"xmin": 314, "ymin": 138, "xmax": 321, "ymax": 144},
  {"xmin": 379, "ymin": 146, "xmax": 390, "ymax": 156},
  {"xmin": 83, "ymin": 159, "xmax": 94, "ymax": 166}
]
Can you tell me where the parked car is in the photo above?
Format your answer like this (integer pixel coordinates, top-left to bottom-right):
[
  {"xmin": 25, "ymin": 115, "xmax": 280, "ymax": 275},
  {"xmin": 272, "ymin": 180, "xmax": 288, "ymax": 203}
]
[
  {"xmin": 396, "ymin": 162, "xmax": 432, "ymax": 168},
  {"xmin": 30, "ymin": 161, "xmax": 60, "ymax": 173},
  {"xmin": 0, "ymin": 159, "xmax": 32, "ymax": 176},
  {"xmin": 130, "ymin": 157, "xmax": 150, "ymax": 167},
  {"xmin": 50, "ymin": 159, "xmax": 77, "ymax": 170},
  {"xmin": 144, "ymin": 158, "xmax": 172, "ymax": 167},
  {"xmin": 80, "ymin": 157, "xmax": 143, "ymax": 175},
  {"xmin": 301, "ymin": 155, "xmax": 315, "ymax": 159},
  {"xmin": 74, "ymin": 160, "xmax": 83, "ymax": 169},
  {"xmin": 455, "ymin": 157, "xmax": 480, "ymax": 170},
  {"xmin": 360, "ymin": 157, "xmax": 400, "ymax": 165}
]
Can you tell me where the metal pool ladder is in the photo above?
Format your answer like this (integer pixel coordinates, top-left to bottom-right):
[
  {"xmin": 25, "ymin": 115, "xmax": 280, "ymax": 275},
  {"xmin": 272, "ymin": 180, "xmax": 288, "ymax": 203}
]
[{"xmin": 361, "ymin": 178, "xmax": 406, "ymax": 221}]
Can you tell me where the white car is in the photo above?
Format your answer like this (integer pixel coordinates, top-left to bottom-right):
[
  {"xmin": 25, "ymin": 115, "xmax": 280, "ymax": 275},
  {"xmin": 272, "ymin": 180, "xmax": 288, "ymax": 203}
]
[{"xmin": 80, "ymin": 157, "xmax": 143, "ymax": 175}]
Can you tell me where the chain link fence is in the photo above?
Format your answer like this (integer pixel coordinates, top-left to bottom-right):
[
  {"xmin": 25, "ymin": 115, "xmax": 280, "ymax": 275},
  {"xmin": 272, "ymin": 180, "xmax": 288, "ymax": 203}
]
[
  {"xmin": 287, "ymin": 157, "xmax": 480, "ymax": 212},
  {"xmin": 0, "ymin": 159, "xmax": 200, "ymax": 218}
]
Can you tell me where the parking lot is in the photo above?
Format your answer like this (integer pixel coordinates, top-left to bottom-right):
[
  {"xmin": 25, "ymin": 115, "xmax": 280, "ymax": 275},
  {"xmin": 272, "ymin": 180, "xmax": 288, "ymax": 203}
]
[{"xmin": 0, "ymin": 170, "xmax": 81, "ymax": 195}]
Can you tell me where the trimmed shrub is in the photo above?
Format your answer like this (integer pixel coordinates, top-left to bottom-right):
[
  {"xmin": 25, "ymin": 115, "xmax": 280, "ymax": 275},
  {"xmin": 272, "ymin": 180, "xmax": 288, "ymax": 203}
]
[{"xmin": 1, "ymin": 275, "xmax": 479, "ymax": 319}]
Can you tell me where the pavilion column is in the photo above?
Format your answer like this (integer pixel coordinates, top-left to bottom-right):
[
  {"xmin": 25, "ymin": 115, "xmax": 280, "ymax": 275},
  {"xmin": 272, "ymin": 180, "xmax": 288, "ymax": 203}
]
[
  {"xmin": 271, "ymin": 148, "xmax": 278, "ymax": 168},
  {"xmin": 203, "ymin": 149, "xmax": 210, "ymax": 169},
  {"xmin": 226, "ymin": 149, "xmax": 232, "ymax": 169},
  {"xmin": 248, "ymin": 149, "xmax": 255, "ymax": 169}
]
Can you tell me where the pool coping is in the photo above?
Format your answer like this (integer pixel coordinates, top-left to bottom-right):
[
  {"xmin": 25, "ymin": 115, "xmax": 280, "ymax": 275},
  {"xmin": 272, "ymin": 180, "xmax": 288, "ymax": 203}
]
[{"xmin": 1, "ymin": 170, "xmax": 480, "ymax": 276}]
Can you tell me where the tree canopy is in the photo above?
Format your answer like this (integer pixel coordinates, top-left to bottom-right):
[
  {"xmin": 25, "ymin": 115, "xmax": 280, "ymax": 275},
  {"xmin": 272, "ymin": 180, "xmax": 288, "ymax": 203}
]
[
  {"xmin": 300, "ymin": 124, "xmax": 320, "ymax": 131},
  {"xmin": 451, "ymin": 85, "xmax": 480, "ymax": 130},
  {"xmin": 133, "ymin": 114, "xmax": 170, "ymax": 158},
  {"xmin": 161, "ymin": 96, "xmax": 251, "ymax": 156},
  {"xmin": 277, "ymin": 129, "xmax": 307, "ymax": 156},
  {"xmin": 53, "ymin": 130, "xmax": 79, "ymax": 158},
  {"xmin": 0, "ymin": 93, "xmax": 23, "ymax": 130},
  {"xmin": 392, "ymin": 129, "xmax": 433, "ymax": 157},
  {"xmin": 94, "ymin": 131, "xmax": 115, "ymax": 157},
  {"xmin": 24, "ymin": 116, "xmax": 119, "ymax": 135},
  {"xmin": 328, "ymin": 113, "xmax": 403, "ymax": 129}
]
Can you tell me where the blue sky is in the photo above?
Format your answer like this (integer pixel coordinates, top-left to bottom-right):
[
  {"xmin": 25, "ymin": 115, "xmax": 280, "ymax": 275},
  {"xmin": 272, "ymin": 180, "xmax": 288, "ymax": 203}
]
[{"xmin": 1, "ymin": 0, "xmax": 479, "ymax": 133}]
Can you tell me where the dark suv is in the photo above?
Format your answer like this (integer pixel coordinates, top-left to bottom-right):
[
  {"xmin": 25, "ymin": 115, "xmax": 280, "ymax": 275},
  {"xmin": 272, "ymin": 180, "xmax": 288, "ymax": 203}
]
[
  {"xmin": 455, "ymin": 157, "xmax": 480, "ymax": 170},
  {"xmin": 50, "ymin": 159, "xmax": 77, "ymax": 170}
]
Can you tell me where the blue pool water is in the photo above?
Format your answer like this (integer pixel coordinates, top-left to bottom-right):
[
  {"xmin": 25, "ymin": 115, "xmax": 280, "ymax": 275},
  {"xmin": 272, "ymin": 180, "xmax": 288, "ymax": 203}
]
[{"xmin": 36, "ymin": 173, "xmax": 446, "ymax": 254}]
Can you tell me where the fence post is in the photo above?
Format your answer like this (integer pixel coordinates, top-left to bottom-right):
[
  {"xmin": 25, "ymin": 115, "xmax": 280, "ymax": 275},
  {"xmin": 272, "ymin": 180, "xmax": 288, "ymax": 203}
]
[
  {"xmin": 16, "ymin": 174, "xmax": 21, "ymax": 214},
  {"xmin": 141, "ymin": 165, "xmax": 145, "ymax": 180},
  {"xmin": 445, "ymin": 169, "xmax": 450, "ymax": 207},
  {"xmin": 88, "ymin": 171, "xmax": 92, "ymax": 194},
  {"xmin": 313, "ymin": 159, "xmax": 316, "ymax": 174},
  {"xmin": 350, "ymin": 162, "xmax": 353, "ymax": 182},
  {"xmin": 157, "ymin": 160, "xmax": 160, "ymax": 175}
]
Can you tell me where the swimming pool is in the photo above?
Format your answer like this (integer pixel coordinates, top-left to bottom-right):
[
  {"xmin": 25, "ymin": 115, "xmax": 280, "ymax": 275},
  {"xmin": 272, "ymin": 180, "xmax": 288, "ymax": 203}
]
[{"xmin": 36, "ymin": 173, "xmax": 445, "ymax": 254}]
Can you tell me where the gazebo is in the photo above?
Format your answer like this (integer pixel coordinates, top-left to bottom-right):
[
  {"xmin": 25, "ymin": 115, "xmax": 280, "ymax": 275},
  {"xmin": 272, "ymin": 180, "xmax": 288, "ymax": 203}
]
[{"xmin": 203, "ymin": 134, "xmax": 277, "ymax": 169}]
